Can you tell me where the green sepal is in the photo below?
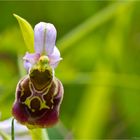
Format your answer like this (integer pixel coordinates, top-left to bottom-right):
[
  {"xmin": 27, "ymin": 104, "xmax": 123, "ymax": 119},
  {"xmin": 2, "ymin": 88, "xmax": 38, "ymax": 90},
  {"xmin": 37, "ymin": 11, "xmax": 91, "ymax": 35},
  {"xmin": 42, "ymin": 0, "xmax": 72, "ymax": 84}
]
[{"xmin": 13, "ymin": 14, "xmax": 34, "ymax": 53}]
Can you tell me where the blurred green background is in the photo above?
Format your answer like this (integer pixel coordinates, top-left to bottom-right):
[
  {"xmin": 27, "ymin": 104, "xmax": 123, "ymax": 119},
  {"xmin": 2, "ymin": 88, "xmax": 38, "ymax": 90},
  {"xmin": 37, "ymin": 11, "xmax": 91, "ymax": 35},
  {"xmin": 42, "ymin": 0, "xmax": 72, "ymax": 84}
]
[{"xmin": 0, "ymin": 1, "xmax": 140, "ymax": 139}]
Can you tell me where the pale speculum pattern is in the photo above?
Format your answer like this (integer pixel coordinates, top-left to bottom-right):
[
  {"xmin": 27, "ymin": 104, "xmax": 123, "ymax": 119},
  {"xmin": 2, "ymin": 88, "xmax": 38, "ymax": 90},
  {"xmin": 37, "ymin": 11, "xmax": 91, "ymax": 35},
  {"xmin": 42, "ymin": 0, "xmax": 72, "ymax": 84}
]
[{"xmin": 16, "ymin": 75, "xmax": 58, "ymax": 119}]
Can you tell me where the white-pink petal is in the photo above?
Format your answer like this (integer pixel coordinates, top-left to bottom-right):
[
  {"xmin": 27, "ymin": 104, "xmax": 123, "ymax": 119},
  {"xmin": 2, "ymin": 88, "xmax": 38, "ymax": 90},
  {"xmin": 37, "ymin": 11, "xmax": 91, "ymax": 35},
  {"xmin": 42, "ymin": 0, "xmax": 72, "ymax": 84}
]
[
  {"xmin": 34, "ymin": 22, "xmax": 56, "ymax": 55},
  {"xmin": 23, "ymin": 52, "xmax": 40, "ymax": 72},
  {"xmin": 49, "ymin": 46, "xmax": 62, "ymax": 68},
  {"xmin": 34, "ymin": 22, "xmax": 46, "ymax": 54}
]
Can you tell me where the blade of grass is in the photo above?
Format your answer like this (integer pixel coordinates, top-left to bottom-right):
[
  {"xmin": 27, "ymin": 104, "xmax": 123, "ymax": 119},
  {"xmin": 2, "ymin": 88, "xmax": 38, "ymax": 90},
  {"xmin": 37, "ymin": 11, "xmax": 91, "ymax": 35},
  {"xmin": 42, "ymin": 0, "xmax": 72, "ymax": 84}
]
[
  {"xmin": 11, "ymin": 118, "xmax": 15, "ymax": 140},
  {"xmin": 57, "ymin": 2, "xmax": 133, "ymax": 53},
  {"xmin": 73, "ymin": 64, "xmax": 113, "ymax": 138},
  {"xmin": 72, "ymin": 3, "xmax": 134, "ymax": 138}
]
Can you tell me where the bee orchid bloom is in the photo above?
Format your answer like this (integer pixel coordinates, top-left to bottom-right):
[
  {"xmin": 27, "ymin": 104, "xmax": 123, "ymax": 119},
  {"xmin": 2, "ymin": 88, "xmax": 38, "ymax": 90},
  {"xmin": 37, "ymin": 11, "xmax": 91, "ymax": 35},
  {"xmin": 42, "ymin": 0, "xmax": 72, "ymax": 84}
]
[{"xmin": 12, "ymin": 22, "xmax": 64, "ymax": 128}]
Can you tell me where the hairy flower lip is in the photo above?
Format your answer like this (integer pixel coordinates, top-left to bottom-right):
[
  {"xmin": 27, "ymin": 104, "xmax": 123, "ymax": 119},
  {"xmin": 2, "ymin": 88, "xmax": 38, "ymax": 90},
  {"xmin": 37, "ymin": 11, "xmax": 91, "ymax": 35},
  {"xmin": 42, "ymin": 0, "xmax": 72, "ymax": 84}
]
[{"xmin": 12, "ymin": 76, "xmax": 64, "ymax": 128}]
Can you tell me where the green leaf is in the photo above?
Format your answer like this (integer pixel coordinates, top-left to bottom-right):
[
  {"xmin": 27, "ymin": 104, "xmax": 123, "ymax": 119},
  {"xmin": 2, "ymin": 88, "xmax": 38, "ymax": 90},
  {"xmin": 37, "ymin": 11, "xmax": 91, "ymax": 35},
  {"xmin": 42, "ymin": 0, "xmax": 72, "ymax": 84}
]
[
  {"xmin": 13, "ymin": 14, "xmax": 34, "ymax": 52},
  {"xmin": 73, "ymin": 64, "xmax": 113, "ymax": 138}
]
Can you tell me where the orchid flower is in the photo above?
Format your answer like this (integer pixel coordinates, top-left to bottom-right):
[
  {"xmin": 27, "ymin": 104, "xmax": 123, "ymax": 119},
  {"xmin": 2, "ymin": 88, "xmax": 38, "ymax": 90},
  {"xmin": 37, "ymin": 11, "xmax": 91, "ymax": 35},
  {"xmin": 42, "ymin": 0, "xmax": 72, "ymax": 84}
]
[{"xmin": 12, "ymin": 17, "xmax": 64, "ymax": 129}]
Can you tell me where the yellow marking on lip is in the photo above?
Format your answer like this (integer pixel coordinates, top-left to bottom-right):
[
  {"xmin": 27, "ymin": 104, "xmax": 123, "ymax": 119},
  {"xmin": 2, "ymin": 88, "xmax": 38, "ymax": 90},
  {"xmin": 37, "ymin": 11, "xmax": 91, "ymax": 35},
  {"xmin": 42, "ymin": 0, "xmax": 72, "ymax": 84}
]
[
  {"xmin": 23, "ymin": 96, "xmax": 50, "ymax": 111},
  {"xmin": 53, "ymin": 78, "xmax": 58, "ymax": 96},
  {"xmin": 20, "ymin": 81, "xmax": 25, "ymax": 97},
  {"xmin": 20, "ymin": 90, "xmax": 24, "ymax": 97},
  {"xmin": 50, "ymin": 98, "xmax": 54, "ymax": 104},
  {"xmin": 31, "ymin": 109, "xmax": 35, "ymax": 112},
  {"xmin": 40, "ymin": 101, "xmax": 50, "ymax": 110},
  {"xmin": 51, "ymin": 105, "xmax": 53, "ymax": 109},
  {"xmin": 24, "ymin": 97, "xmax": 31, "ymax": 108},
  {"xmin": 20, "ymin": 77, "xmax": 54, "ymax": 111}
]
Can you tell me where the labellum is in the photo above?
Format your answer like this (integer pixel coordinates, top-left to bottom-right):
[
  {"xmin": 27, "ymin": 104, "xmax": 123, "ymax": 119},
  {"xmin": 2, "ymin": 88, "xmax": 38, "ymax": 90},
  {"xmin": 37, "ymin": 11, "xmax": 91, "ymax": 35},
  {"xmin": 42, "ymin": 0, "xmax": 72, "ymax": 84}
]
[{"xmin": 12, "ymin": 56, "xmax": 63, "ymax": 128}]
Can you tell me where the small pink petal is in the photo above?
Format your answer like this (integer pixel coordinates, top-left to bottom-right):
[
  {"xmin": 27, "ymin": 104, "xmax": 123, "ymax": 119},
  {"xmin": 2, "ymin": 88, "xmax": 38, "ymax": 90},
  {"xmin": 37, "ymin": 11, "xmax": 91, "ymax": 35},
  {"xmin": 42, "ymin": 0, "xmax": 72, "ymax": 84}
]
[
  {"xmin": 49, "ymin": 46, "xmax": 62, "ymax": 68},
  {"xmin": 23, "ymin": 52, "xmax": 40, "ymax": 71}
]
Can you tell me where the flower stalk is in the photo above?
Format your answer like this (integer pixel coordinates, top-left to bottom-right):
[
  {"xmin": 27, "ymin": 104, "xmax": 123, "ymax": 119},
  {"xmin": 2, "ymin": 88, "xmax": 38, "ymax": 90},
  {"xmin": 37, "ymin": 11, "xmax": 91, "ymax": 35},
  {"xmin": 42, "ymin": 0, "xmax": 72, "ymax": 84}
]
[
  {"xmin": 29, "ymin": 128, "xmax": 49, "ymax": 140},
  {"xmin": 11, "ymin": 118, "xmax": 15, "ymax": 140}
]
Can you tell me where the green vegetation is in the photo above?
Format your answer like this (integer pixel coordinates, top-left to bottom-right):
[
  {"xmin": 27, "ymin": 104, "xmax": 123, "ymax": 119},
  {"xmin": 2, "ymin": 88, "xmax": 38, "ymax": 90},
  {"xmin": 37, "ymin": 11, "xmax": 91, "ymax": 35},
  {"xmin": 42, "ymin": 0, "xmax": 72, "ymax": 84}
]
[{"xmin": 0, "ymin": 1, "xmax": 140, "ymax": 139}]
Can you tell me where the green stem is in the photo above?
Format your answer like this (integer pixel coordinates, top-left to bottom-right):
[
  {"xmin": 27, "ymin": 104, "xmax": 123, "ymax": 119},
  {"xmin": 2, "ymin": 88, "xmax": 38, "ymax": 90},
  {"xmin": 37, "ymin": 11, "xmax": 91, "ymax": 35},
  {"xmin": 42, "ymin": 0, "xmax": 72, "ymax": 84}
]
[
  {"xmin": 11, "ymin": 118, "xmax": 15, "ymax": 140},
  {"xmin": 29, "ymin": 128, "xmax": 49, "ymax": 140}
]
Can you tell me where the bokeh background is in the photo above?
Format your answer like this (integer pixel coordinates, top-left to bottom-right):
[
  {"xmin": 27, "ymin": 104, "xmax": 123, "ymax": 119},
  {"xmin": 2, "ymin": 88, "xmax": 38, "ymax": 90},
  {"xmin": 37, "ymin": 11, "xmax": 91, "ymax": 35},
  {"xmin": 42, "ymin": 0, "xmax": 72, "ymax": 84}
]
[{"xmin": 0, "ymin": 1, "xmax": 140, "ymax": 139}]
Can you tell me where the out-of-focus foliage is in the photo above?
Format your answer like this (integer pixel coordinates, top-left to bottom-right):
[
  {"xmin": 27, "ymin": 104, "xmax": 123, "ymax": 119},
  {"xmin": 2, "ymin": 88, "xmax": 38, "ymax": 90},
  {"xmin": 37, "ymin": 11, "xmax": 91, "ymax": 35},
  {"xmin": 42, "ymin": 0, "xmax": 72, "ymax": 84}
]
[
  {"xmin": 0, "ymin": 1, "xmax": 140, "ymax": 139},
  {"xmin": 13, "ymin": 14, "xmax": 34, "ymax": 53}
]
